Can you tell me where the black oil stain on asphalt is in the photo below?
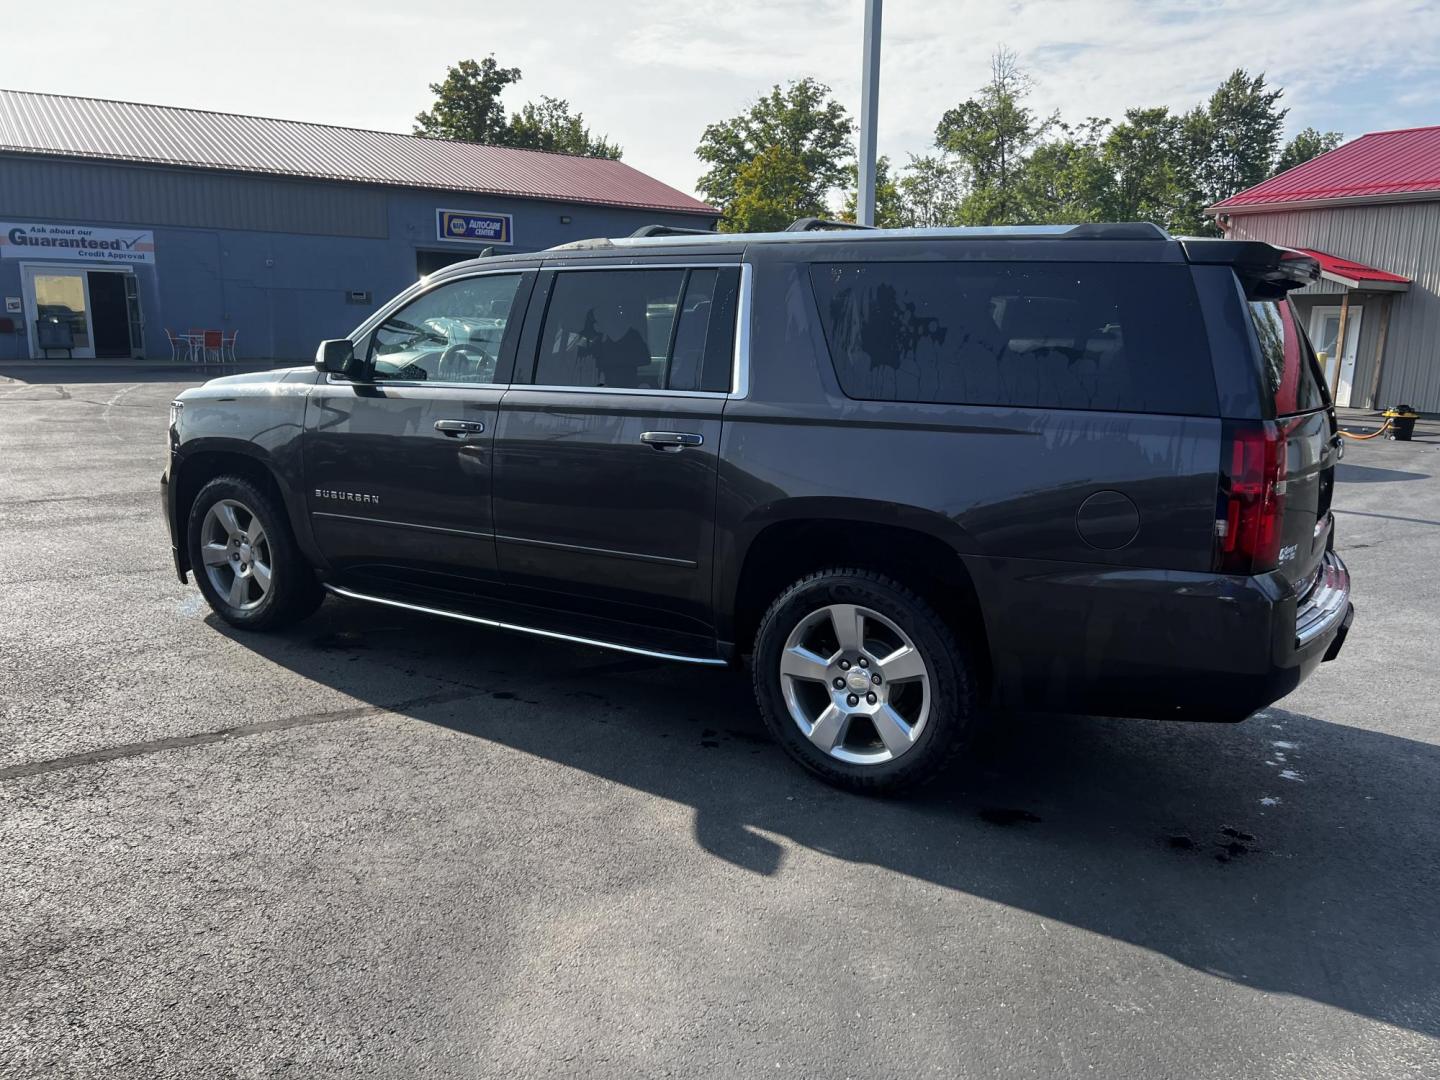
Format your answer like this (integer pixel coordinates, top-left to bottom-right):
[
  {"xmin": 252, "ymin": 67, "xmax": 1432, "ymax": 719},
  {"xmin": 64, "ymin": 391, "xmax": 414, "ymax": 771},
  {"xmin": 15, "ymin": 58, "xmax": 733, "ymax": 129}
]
[{"xmin": 1163, "ymin": 826, "xmax": 1259, "ymax": 863}]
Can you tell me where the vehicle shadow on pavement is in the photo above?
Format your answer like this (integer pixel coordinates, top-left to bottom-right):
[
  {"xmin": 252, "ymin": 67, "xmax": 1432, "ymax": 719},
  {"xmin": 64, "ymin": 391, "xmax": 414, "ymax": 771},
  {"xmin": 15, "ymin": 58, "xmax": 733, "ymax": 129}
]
[{"xmin": 224, "ymin": 599, "xmax": 1440, "ymax": 1042}]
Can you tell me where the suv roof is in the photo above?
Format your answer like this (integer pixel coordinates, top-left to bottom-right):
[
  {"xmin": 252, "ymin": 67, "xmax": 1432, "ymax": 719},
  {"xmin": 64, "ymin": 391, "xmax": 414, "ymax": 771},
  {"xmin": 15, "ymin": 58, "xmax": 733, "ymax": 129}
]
[
  {"xmin": 427, "ymin": 221, "xmax": 1319, "ymax": 300},
  {"xmin": 548, "ymin": 221, "xmax": 1170, "ymax": 251}
]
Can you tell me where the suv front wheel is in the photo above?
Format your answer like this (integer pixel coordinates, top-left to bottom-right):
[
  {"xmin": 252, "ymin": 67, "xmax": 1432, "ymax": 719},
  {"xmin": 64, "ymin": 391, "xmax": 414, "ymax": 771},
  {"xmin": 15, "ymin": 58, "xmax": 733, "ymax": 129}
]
[
  {"xmin": 186, "ymin": 475, "xmax": 323, "ymax": 631},
  {"xmin": 752, "ymin": 569, "xmax": 978, "ymax": 794}
]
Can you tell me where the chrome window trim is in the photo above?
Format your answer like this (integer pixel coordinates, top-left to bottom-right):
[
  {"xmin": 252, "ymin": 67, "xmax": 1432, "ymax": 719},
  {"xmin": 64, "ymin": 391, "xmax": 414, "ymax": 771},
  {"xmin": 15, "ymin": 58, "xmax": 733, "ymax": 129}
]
[
  {"xmin": 732, "ymin": 261, "xmax": 753, "ymax": 400},
  {"xmin": 502, "ymin": 384, "xmax": 728, "ymax": 400},
  {"xmin": 325, "ymin": 372, "xmax": 509, "ymax": 392},
  {"xmin": 538, "ymin": 261, "xmax": 742, "ymax": 271},
  {"xmin": 527, "ymin": 261, "xmax": 752, "ymax": 398},
  {"xmin": 335, "ymin": 261, "xmax": 753, "ymax": 398},
  {"xmin": 323, "ymin": 584, "xmax": 726, "ymax": 666}
]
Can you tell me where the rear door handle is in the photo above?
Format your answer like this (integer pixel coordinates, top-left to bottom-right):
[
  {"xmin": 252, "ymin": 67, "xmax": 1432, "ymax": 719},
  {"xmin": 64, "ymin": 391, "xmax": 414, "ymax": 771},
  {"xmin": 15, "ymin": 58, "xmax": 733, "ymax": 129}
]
[
  {"xmin": 640, "ymin": 431, "xmax": 703, "ymax": 451},
  {"xmin": 435, "ymin": 419, "xmax": 486, "ymax": 438}
]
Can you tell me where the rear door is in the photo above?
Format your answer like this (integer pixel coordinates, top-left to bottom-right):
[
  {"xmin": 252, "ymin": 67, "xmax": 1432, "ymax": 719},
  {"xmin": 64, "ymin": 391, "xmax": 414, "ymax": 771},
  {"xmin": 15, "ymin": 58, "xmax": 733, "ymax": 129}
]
[
  {"xmin": 491, "ymin": 262, "xmax": 741, "ymax": 656},
  {"xmin": 1246, "ymin": 296, "xmax": 1337, "ymax": 591}
]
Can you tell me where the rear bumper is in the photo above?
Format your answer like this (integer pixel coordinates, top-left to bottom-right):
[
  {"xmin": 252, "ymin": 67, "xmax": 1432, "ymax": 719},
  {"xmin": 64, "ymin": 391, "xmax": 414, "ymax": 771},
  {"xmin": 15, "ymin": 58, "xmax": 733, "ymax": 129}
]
[{"xmin": 966, "ymin": 550, "xmax": 1354, "ymax": 722}]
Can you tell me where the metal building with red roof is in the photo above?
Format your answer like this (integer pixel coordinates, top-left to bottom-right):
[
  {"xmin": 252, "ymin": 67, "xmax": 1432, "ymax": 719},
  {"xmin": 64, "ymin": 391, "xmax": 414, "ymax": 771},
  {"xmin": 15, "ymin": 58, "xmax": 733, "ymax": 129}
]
[
  {"xmin": 1208, "ymin": 126, "xmax": 1440, "ymax": 412},
  {"xmin": 0, "ymin": 89, "xmax": 717, "ymax": 363}
]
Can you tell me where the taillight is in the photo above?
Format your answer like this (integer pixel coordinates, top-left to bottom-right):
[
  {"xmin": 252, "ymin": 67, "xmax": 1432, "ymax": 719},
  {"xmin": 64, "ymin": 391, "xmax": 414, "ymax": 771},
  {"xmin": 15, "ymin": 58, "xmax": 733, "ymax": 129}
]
[{"xmin": 1214, "ymin": 420, "xmax": 1287, "ymax": 574}]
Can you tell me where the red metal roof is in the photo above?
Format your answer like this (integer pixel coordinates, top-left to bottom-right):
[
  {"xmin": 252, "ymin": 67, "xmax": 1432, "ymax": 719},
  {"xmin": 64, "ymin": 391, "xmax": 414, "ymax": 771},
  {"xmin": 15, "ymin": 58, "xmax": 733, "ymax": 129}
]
[
  {"xmin": 1295, "ymin": 247, "xmax": 1411, "ymax": 287},
  {"xmin": 0, "ymin": 89, "xmax": 717, "ymax": 217},
  {"xmin": 1212, "ymin": 125, "xmax": 1440, "ymax": 210}
]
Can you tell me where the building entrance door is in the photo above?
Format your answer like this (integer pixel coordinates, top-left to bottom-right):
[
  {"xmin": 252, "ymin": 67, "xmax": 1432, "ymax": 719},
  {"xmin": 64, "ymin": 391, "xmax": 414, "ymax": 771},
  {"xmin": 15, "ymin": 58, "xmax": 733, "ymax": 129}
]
[
  {"xmin": 87, "ymin": 271, "xmax": 135, "ymax": 357},
  {"xmin": 21, "ymin": 265, "xmax": 95, "ymax": 359},
  {"xmin": 1309, "ymin": 304, "xmax": 1363, "ymax": 406}
]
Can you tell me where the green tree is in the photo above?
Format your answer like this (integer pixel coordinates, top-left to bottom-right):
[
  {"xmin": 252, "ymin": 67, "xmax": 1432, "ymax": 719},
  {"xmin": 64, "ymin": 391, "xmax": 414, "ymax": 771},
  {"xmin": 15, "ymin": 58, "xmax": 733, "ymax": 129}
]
[
  {"xmin": 1185, "ymin": 69, "xmax": 1288, "ymax": 227},
  {"xmin": 1099, "ymin": 107, "xmax": 1192, "ymax": 230},
  {"xmin": 724, "ymin": 145, "xmax": 824, "ymax": 232},
  {"xmin": 895, "ymin": 154, "xmax": 964, "ymax": 227},
  {"xmin": 507, "ymin": 96, "xmax": 622, "ymax": 159},
  {"xmin": 696, "ymin": 78, "xmax": 854, "ymax": 231},
  {"xmin": 1274, "ymin": 126, "xmax": 1343, "ymax": 175},
  {"xmin": 934, "ymin": 48, "xmax": 1056, "ymax": 224},
  {"xmin": 1021, "ymin": 118, "xmax": 1110, "ymax": 224},
  {"xmin": 414, "ymin": 57, "xmax": 622, "ymax": 158},
  {"xmin": 414, "ymin": 56, "xmax": 521, "ymax": 144},
  {"xmin": 841, "ymin": 156, "xmax": 907, "ymax": 226}
]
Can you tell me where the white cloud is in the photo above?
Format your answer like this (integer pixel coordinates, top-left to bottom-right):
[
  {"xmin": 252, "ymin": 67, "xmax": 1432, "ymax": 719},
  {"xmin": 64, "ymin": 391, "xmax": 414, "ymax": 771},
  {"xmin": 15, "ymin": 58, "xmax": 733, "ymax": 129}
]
[{"xmin": 4, "ymin": 0, "xmax": 1437, "ymax": 199}]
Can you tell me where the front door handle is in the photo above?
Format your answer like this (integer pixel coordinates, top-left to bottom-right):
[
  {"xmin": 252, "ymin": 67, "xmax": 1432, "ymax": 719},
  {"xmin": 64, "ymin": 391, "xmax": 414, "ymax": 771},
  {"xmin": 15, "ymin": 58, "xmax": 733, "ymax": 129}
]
[
  {"xmin": 640, "ymin": 431, "xmax": 704, "ymax": 452},
  {"xmin": 435, "ymin": 419, "xmax": 486, "ymax": 438}
]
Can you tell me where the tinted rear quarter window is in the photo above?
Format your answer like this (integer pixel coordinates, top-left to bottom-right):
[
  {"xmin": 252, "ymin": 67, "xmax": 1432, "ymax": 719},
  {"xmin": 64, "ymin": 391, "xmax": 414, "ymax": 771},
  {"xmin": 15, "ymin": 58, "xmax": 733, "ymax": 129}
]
[
  {"xmin": 1247, "ymin": 298, "xmax": 1328, "ymax": 415},
  {"xmin": 809, "ymin": 261, "xmax": 1217, "ymax": 415}
]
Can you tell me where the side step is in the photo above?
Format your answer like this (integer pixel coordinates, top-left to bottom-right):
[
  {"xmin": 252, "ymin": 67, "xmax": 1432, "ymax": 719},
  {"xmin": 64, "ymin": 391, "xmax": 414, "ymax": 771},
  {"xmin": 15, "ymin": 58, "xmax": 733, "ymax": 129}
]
[{"xmin": 322, "ymin": 584, "xmax": 728, "ymax": 667}]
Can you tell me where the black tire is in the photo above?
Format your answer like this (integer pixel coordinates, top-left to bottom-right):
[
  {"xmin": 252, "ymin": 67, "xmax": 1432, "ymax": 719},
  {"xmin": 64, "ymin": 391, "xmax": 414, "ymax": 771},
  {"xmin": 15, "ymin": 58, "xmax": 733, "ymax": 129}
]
[
  {"xmin": 186, "ymin": 474, "xmax": 323, "ymax": 631},
  {"xmin": 752, "ymin": 568, "xmax": 977, "ymax": 794}
]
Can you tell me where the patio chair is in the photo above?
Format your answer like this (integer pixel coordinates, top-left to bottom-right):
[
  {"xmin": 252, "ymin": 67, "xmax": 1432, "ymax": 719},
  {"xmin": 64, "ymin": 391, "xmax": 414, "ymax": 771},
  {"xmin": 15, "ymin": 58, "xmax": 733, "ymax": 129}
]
[
  {"xmin": 201, "ymin": 329, "xmax": 223, "ymax": 364},
  {"xmin": 164, "ymin": 328, "xmax": 193, "ymax": 363},
  {"xmin": 221, "ymin": 330, "xmax": 238, "ymax": 363}
]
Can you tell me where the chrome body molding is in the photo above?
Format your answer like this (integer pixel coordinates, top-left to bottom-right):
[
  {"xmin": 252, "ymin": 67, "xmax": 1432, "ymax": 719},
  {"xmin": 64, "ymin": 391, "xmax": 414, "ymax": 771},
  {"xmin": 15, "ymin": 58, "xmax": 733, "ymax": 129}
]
[{"xmin": 322, "ymin": 584, "xmax": 727, "ymax": 666}]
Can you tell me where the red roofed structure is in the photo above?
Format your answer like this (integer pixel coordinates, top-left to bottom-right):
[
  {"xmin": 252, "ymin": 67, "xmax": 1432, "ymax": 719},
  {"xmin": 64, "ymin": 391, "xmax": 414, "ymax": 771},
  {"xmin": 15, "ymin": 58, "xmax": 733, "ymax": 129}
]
[
  {"xmin": 1208, "ymin": 126, "xmax": 1440, "ymax": 412},
  {"xmin": 1212, "ymin": 127, "xmax": 1440, "ymax": 212}
]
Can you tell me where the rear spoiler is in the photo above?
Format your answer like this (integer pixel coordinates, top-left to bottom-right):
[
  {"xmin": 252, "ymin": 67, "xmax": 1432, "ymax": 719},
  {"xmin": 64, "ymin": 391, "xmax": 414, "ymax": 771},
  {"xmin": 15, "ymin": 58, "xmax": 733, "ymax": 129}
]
[{"xmin": 1181, "ymin": 238, "xmax": 1320, "ymax": 300}]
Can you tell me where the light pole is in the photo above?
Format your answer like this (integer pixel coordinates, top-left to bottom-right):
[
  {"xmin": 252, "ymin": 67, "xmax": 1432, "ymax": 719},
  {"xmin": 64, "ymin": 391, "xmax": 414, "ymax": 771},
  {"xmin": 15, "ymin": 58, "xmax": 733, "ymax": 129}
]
[{"xmin": 856, "ymin": 0, "xmax": 883, "ymax": 227}]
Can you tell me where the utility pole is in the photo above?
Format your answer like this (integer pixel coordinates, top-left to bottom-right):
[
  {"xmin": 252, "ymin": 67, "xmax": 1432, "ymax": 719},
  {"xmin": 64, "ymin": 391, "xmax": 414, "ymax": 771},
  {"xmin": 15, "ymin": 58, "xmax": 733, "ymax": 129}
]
[{"xmin": 857, "ymin": 0, "xmax": 882, "ymax": 226}]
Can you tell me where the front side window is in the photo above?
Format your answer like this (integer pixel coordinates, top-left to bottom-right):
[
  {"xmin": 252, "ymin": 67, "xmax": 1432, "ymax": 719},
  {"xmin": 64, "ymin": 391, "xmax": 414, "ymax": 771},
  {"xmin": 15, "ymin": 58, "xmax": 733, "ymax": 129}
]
[
  {"xmin": 809, "ymin": 261, "xmax": 1218, "ymax": 415},
  {"xmin": 368, "ymin": 273, "xmax": 522, "ymax": 383},
  {"xmin": 534, "ymin": 268, "xmax": 738, "ymax": 392}
]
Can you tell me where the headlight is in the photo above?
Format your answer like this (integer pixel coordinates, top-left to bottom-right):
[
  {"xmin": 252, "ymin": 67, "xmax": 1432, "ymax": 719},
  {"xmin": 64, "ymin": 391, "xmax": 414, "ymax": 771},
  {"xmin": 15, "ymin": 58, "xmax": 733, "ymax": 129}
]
[{"xmin": 168, "ymin": 400, "xmax": 183, "ymax": 429}]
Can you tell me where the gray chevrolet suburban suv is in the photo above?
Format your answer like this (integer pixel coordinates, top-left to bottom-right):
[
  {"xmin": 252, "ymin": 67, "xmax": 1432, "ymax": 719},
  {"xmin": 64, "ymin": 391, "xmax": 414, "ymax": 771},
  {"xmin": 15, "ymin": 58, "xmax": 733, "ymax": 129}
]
[{"xmin": 161, "ymin": 221, "xmax": 1353, "ymax": 792}]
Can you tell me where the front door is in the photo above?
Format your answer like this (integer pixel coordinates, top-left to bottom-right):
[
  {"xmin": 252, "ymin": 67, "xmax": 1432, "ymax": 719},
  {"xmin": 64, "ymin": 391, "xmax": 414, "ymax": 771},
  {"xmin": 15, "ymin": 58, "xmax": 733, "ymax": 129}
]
[
  {"xmin": 21, "ymin": 266, "xmax": 95, "ymax": 359},
  {"xmin": 1308, "ymin": 304, "xmax": 1363, "ymax": 406},
  {"xmin": 492, "ymin": 264, "xmax": 740, "ymax": 657},
  {"xmin": 303, "ymin": 269, "xmax": 533, "ymax": 599}
]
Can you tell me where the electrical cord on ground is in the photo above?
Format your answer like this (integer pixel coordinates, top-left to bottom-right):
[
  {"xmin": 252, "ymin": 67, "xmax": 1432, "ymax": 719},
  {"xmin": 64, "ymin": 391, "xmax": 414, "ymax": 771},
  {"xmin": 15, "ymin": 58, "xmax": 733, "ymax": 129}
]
[{"xmin": 1338, "ymin": 418, "xmax": 1393, "ymax": 440}]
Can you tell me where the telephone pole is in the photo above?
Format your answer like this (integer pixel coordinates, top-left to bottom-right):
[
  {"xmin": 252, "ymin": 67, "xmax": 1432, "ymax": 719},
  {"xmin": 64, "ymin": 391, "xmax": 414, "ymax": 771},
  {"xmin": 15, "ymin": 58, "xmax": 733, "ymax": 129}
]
[{"xmin": 856, "ymin": 0, "xmax": 883, "ymax": 226}]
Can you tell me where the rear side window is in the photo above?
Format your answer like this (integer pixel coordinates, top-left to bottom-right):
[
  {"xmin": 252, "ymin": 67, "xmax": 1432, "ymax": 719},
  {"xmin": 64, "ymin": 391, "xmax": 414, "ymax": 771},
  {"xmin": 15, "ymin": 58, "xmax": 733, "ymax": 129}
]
[
  {"xmin": 809, "ymin": 262, "xmax": 1217, "ymax": 415},
  {"xmin": 534, "ymin": 267, "xmax": 738, "ymax": 392},
  {"xmin": 1247, "ymin": 299, "xmax": 1328, "ymax": 415}
]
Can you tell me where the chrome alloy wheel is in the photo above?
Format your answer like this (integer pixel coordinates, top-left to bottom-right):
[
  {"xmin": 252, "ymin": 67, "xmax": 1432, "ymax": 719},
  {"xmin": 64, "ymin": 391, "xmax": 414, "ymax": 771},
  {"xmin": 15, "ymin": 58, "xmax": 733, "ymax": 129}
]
[
  {"xmin": 199, "ymin": 499, "xmax": 272, "ymax": 611},
  {"xmin": 779, "ymin": 603, "xmax": 932, "ymax": 765}
]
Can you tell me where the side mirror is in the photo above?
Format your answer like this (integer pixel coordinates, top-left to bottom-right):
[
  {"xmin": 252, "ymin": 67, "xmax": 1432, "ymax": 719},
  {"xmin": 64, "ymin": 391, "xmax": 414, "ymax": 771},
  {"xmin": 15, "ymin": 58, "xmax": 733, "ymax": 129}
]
[{"xmin": 315, "ymin": 339, "xmax": 361, "ymax": 378}]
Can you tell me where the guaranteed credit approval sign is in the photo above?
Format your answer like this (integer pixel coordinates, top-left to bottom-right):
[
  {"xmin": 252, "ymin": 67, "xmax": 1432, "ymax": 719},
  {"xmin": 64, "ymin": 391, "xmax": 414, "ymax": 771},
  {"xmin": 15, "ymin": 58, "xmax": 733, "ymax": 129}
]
[
  {"xmin": 436, "ymin": 209, "xmax": 513, "ymax": 246},
  {"xmin": 0, "ymin": 222, "xmax": 155, "ymax": 264}
]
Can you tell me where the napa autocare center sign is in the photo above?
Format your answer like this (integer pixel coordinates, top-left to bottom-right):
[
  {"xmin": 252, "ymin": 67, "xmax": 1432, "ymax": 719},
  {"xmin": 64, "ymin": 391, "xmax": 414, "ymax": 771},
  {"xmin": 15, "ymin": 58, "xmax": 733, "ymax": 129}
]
[
  {"xmin": 0, "ymin": 222, "xmax": 156, "ymax": 264},
  {"xmin": 436, "ymin": 209, "xmax": 513, "ymax": 246}
]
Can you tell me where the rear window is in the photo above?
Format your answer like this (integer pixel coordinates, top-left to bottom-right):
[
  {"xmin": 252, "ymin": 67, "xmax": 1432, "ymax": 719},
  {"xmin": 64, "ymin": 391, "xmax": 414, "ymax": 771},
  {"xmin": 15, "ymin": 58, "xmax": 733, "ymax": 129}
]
[
  {"xmin": 809, "ymin": 262, "xmax": 1217, "ymax": 415},
  {"xmin": 1247, "ymin": 299, "xmax": 1328, "ymax": 415}
]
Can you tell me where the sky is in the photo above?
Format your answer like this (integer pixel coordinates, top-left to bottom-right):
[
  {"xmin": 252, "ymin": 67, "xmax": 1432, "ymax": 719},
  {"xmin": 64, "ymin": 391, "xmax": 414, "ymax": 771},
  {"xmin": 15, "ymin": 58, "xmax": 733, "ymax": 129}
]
[{"xmin": 4, "ymin": 0, "xmax": 1438, "ymax": 201}]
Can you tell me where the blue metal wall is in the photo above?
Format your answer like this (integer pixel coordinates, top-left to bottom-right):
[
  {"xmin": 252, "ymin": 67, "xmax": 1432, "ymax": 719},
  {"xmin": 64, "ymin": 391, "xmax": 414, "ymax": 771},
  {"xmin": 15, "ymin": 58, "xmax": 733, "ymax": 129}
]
[{"xmin": 0, "ymin": 155, "xmax": 714, "ymax": 362}]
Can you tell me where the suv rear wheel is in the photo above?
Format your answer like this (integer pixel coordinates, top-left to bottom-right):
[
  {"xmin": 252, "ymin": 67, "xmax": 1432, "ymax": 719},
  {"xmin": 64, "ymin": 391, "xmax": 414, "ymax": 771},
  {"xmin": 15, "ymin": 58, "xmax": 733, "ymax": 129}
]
[
  {"xmin": 752, "ymin": 569, "xmax": 977, "ymax": 793},
  {"xmin": 186, "ymin": 475, "xmax": 323, "ymax": 631}
]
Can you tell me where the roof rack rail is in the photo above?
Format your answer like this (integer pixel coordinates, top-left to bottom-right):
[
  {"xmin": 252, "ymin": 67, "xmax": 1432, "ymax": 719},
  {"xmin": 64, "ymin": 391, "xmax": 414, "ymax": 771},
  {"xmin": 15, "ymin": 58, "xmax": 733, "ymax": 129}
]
[
  {"xmin": 785, "ymin": 217, "xmax": 876, "ymax": 232},
  {"xmin": 1062, "ymin": 222, "xmax": 1170, "ymax": 240},
  {"xmin": 629, "ymin": 224, "xmax": 719, "ymax": 238}
]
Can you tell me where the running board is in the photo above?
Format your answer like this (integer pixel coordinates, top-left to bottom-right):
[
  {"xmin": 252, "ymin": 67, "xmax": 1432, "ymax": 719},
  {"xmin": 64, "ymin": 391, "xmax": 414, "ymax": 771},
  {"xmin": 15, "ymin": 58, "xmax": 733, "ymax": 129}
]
[{"xmin": 322, "ymin": 584, "xmax": 728, "ymax": 667}]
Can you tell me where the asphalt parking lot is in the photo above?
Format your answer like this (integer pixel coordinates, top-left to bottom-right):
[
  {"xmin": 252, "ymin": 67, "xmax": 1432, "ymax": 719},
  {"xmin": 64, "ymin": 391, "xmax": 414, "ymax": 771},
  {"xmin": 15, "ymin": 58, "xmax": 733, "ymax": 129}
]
[{"xmin": 2, "ymin": 368, "xmax": 1438, "ymax": 1079}]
